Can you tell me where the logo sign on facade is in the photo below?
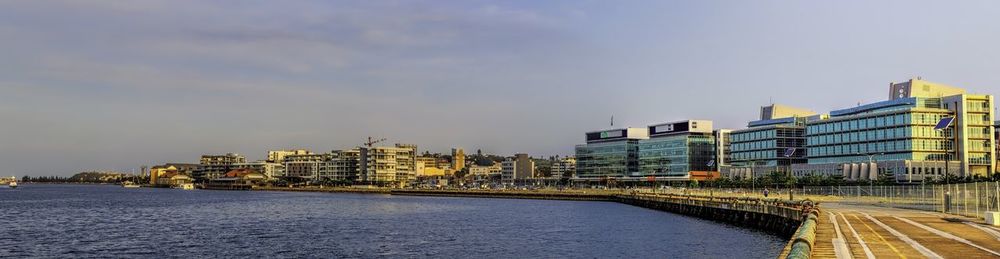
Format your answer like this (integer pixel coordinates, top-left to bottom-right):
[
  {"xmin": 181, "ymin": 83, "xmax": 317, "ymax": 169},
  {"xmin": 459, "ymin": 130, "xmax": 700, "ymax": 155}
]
[
  {"xmin": 654, "ymin": 124, "xmax": 674, "ymax": 133},
  {"xmin": 707, "ymin": 159, "xmax": 715, "ymax": 167},
  {"xmin": 600, "ymin": 130, "xmax": 623, "ymax": 139}
]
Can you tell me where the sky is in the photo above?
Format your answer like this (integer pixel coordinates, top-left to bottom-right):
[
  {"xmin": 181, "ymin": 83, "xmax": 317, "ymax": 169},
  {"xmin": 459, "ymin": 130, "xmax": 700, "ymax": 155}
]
[{"xmin": 2, "ymin": 1, "xmax": 1000, "ymax": 176}]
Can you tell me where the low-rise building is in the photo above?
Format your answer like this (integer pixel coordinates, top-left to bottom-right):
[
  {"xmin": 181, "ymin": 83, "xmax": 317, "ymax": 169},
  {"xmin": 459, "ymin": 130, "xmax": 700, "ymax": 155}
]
[{"xmin": 234, "ymin": 161, "xmax": 285, "ymax": 180}]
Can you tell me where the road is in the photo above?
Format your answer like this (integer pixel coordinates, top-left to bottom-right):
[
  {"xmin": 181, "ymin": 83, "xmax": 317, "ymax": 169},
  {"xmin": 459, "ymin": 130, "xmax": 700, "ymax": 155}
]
[{"xmin": 812, "ymin": 203, "xmax": 1000, "ymax": 258}]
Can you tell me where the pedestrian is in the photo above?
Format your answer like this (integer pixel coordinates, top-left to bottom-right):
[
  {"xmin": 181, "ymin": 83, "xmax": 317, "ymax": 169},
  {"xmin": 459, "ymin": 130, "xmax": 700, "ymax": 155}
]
[{"xmin": 763, "ymin": 188, "xmax": 769, "ymax": 198}]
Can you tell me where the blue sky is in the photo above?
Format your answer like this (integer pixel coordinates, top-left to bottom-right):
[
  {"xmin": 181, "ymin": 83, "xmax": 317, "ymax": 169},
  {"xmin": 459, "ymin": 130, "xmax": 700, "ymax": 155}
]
[{"xmin": 2, "ymin": 1, "xmax": 999, "ymax": 176}]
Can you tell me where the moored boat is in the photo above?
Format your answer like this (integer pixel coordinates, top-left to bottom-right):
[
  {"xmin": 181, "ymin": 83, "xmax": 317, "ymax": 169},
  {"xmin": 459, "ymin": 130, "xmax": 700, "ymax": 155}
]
[{"xmin": 122, "ymin": 181, "xmax": 141, "ymax": 188}]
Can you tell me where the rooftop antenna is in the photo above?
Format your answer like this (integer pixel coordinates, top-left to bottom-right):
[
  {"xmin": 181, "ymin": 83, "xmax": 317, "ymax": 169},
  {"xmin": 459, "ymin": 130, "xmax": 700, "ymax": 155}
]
[{"xmin": 610, "ymin": 115, "xmax": 614, "ymax": 127}]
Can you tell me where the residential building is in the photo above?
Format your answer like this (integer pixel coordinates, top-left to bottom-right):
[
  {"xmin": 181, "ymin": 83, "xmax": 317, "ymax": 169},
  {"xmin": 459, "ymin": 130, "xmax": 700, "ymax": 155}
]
[
  {"xmin": 324, "ymin": 149, "xmax": 360, "ymax": 182},
  {"xmin": 469, "ymin": 163, "xmax": 502, "ymax": 177},
  {"xmin": 283, "ymin": 153, "xmax": 331, "ymax": 182},
  {"xmin": 452, "ymin": 148, "xmax": 465, "ymax": 172},
  {"xmin": 792, "ymin": 78, "xmax": 996, "ymax": 182},
  {"xmin": 267, "ymin": 149, "xmax": 313, "ymax": 163},
  {"xmin": 727, "ymin": 105, "xmax": 815, "ymax": 178},
  {"xmin": 996, "ymin": 120, "xmax": 1000, "ymax": 175},
  {"xmin": 234, "ymin": 161, "xmax": 285, "ymax": 180},
  {"xmin": 575, "ymin": 128, "xmax": 649, "ymax": 179},
  {"xmin": 358, "ymin": 145, "xmax": 417, "ymax": 186},
  {"xmin": 195, "ymin": 153, "xmax": 246, "ymax": 181},
  {"xmin": 394, "ymin": 144, "xmax": 418, "ymax": 186},
  {"xmin": 550, "ymin": 157, "xmax": 576, "ymax": 179},
  {"xmin": 638, "ymin": 120, "xmax": 719, "ymax": 181},
  {"xmin": 502, "ymin": 154, "xmax": 535, "ymax": 184}
]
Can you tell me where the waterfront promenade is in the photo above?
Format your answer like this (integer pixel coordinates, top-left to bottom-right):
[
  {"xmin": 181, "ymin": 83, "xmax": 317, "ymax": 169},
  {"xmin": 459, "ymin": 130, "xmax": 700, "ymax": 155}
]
[{"xmin": 812, "ymin": 203, "xmax": 1000, "ymax": 259}]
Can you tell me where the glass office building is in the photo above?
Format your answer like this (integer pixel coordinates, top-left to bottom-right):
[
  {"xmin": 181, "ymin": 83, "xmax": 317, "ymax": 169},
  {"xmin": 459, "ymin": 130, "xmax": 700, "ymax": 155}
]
[
  {"xmin": 730, "ymin": 117, "xmax": 809, "ymax": 167},
  {"xmin": 638, "ymin": 120, "xmax": 716, "ymax": 180},
  {"xmin": 794, "ymin": 79, "xmax": 995, "ymax": 182},
  {"xmin": 575, "ymin": 128, "xmax": 647, "ymax": 179}
]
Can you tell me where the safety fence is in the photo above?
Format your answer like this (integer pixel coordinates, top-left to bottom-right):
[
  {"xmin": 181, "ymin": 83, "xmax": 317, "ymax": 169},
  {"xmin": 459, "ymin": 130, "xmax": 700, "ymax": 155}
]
[
  {"xmin": 799, "ymin": 182, "xmax": 1000, "ymax": 218},
  {"xmin": 637, "ymin": 181, "xmax": 1000, "ymax": 219}
]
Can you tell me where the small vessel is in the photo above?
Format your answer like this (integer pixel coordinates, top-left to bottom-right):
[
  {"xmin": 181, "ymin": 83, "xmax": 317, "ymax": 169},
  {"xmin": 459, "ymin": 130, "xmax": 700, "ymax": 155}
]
[
  {"xmin": 8, "ymin": 181, "xmax": 16, "ymax": 189},
  {"xmin": 122, "ymin": 181, "xmax": 141, "ymax": 188},
  {"xmin": 173, "ymin": 183, "xmax": 194, "ymax": 190}
]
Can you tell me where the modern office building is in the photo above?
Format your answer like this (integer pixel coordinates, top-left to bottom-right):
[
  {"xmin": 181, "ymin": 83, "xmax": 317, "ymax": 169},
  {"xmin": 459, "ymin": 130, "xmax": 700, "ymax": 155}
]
[
  {"xmin": 575, "ymin": 128, "xmax": 649, "ymax": 180},
  {"xmin": 195, "ymin": 153, "xmax": 246, "ymax": 181},
  {"xmin": 713, "ymin": 129, "xmax": 732, "ymax": 170},
  {"xmin": 727, "ymin": 105, "xmax": 815, "ymax": 178},
  {"xmin": 793, "ymin": 78, "xmax": 996, "ymax": 182},
  {"xmin": 638, "ymin": 120, "xmax": 718, "ymax": 181},
  {"xmin": 451, "ymin": 148, "xmax": 465, "ymax": 172}
]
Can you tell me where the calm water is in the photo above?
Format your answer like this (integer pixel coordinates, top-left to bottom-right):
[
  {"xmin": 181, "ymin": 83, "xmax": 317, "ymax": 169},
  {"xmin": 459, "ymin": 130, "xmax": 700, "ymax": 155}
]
[{"xmin": 1, "ymin": 184, "xmax": 784, "ymax": 258}]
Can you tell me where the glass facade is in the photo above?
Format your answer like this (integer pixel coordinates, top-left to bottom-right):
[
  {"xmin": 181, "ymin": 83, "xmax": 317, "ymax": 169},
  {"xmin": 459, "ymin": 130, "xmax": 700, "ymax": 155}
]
[
  {"xmin": 730, "ymin": 123, "xmax": 807, "ymax": 167},
  {"xmin": 638, "ymin": 133, "xmax": 714, "ymax": 177},
  {"xmin": 575, "ymin": 140, "xmax": 641, "ymax": 178},
  {"xmin": 806, "ymin": 109, "xmax": 953, "ymax": 164}
]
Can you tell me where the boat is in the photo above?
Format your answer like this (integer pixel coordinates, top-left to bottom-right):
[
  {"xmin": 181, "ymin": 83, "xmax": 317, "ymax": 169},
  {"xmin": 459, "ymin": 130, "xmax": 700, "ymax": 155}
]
[
  {"xmin": 173, "ymin": 183, "xmax": 195, "ymax": 190},
  {"xmin": 122, "ymin": 181, "xmax": 141, "ymax": 188},
  {"xmin": 8, "ymin": 181, "xmax": 16, "ymax": 189}
]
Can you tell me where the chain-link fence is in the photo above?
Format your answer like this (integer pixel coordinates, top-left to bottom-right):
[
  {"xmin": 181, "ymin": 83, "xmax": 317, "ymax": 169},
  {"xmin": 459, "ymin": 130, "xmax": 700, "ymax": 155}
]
[{"xmin": 800, "ymin": 182, "xmax": 1000, "ymax": 218}]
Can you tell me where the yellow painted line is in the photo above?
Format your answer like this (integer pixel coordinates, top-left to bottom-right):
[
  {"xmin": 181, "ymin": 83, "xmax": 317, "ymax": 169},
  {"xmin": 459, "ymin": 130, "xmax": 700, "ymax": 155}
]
[
  {"xmin": 838, "ymin": 212, "xmax": 874, "ymax": 259},
  {"xmin": 861, "ymin": 213, "xmax": 943, "ymax": 259},
  {"xmin": 851, "ymin": 214, "xmax": 907, "ymax": 259}
]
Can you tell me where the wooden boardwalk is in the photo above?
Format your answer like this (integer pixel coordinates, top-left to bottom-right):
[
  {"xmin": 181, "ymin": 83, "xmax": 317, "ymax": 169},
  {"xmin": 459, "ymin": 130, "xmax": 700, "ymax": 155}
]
[{"xmin": 812, "ymin": 203, "xmax": 1000, "ymax": 258}]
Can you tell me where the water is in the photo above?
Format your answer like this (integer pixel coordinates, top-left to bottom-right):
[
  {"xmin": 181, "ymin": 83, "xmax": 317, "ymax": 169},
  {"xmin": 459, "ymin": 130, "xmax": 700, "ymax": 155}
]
[{"xmin": 1, "ymin": 185, "xmax": 785, "ymax": 258}]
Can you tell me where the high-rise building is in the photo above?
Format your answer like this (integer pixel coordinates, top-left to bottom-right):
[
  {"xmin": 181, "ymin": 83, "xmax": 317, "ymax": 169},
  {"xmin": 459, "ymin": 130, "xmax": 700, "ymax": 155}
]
[
  {"xmin": 451, "ymin": 148, "xmax": 465, "ymax": 172},
  {"xmin": 196, "ymin": 153, "xmax": 246, "ymax": 181},
  {"xmin": 575, "ymin": 128, "xmax": 649, "ymax": 179},
  {"xmin": 394, "ymin": 144, "xmax": 418, "ymax": 186},
  {"xmin": 792, "ymin": 78, "xmax": 995, "ymax": 182},
  {"xmin": 638, "ymin": 120, "xmax": 718, "ymax": 181},
  {"xmin": 727, "ymin": 105, "xmax": 815, "ymax": 178}
]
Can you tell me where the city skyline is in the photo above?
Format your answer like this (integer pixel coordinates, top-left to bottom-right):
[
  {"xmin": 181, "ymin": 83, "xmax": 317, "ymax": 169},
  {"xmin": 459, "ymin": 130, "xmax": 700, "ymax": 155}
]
[{"xmin": 4, "ymin": 1, "xmax": 1000, "ymax": 176}]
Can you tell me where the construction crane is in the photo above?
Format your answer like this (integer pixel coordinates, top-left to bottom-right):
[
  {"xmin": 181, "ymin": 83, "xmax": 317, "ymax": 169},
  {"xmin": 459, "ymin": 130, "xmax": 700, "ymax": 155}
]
[{"xmin": 361, "ymin": 137, "xmax": 387, "ymax": 148}]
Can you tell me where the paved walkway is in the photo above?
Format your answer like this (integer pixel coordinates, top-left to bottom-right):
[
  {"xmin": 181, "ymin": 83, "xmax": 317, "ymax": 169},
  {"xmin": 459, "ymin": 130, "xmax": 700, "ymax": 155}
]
[{"xmin": 813, "ymin": 203, "xmax": 1000, "ymax": 258}]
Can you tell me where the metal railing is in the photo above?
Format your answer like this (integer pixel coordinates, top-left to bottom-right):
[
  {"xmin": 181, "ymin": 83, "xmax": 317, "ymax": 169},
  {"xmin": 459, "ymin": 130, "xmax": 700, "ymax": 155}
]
[
  {"xmin": 636, "ymin": 181, "xmax": 1000, "ymax": 219},
  {"xmin": 799, "ymin": 182, "xmax": 1000, "ymax": 218}
]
